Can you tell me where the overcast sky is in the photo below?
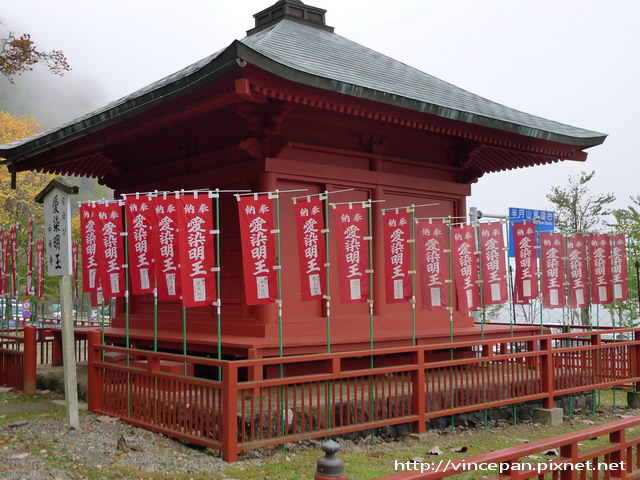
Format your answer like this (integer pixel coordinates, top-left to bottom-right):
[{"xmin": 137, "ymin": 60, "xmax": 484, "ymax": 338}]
[{"xmin": 1, "ymin": 0, "xmax": 638, "ymax": 219}]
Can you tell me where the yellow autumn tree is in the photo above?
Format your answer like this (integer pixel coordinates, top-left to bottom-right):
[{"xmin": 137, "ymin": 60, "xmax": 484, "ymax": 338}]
[{"xmin": 0, "ymin": 111, "xmax": 54, "ymax": 236}]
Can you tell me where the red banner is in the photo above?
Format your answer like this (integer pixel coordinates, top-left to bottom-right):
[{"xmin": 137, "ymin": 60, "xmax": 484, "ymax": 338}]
[
  {"xmin": 2, "ymin": 232, "xmax": 8, "ymax": 295},
  {"xmin": 125, "ymin": 196, "xmax": 156, "ymax": 295},
  {"xmin": 36, "ymin": 239, "xmax": 44, "ymax": 300},
  {"xmin": 90, "ymin": 289, "xmax": 103, "ymax": 308},
  {"xmin": 25, "ymin": 218, "xmax": 34, "ymax": 296},
  {"xmin": 152, "ymin": 195, "xmax": 182, "ymax": 301},
  {"xmin": 94, "ymin": 202, "xmax": 126, "ymax": 299},
  {"xmin": 451, "ymin": 224, "xmax": 479, "ymax": 313},
  {"xmin": 567, "ymin": 234, "xmax": 590, "ymax": 308},
  {"xmin": 612, "ymin": 234, "xmax": 630, "ymax": 302},
  {"xmin": 79, "ymin": 204, "xmax": 100, "ymax": 292},
  {"xmin": 176, "ymin": 193, "xmax": 217, "ymax": 308},
  {"xmin": 590, "ymin": 234, "xmax": 612, "ymax": 304},
  {"xmin": 333, "ymin": 203, "xmax": 370, "ymax": 304},
  {"xmin": 238, "ymin": 195, "xmax": 278, "ymax": 305},
  {"xmin": 0, "ymin": 229, "xmax": 4, "ymax": 296},
  {"xmin": 382, "ymin": 209, "xmax": 412, "ymax": 303},
  {"xmin": 512, "ymin": 221, "xmax": 539, "ymax": 300},
  {"xmin": 417, "ymin": 219, "xmax": 449, "ymax": 310},
  {"xmin": 540, "ymin": 232, "xmax": 566, "ymax": 308},
  {"xmin": 294, "ymin": 197, "xmax": 326, "ymax": 301},
  {"xmin": 10, "ymin": 225, "xmax": 17, "ymax": 297},
  {"xmin": 479, "ymin": 222, "xmax": 507, "ymax": 305},
  {"xmin": 512, "ymin": 280, "xmax": 528, "ymax": 305}
]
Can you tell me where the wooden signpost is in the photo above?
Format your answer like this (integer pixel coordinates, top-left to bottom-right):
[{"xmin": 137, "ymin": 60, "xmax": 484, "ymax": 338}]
[{"xmin": 35, "ymin": 177, "xmax": 80, "ymax": 429}]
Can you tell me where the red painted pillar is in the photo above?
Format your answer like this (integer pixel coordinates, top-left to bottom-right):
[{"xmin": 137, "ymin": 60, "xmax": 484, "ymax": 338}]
[
  {"xmin": 51, "ymin": 331, "xmax": 63, "ymax": 366},
  {"xmin": 87, "ymin": 330, "xmax": 103, "ymax": 412},
  {"xmin": 22, "ymin": 325, "xmax": 37, "ymax": 394}
]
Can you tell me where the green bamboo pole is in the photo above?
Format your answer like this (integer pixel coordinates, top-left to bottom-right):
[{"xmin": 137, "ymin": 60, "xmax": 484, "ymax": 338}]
[
  {"xmin": 214, "ymin": 189, "xmax": 222, "ymax": 379},
  {"xmin": 535, "ymin": 220, "xmax": 544, "ymax": 335},
  {"xmin": 153, "ymin": 282, "xmax": 158, "ymax": 353},
  {"xmin": 120, "ymin": 200, "xmax": 131, "ymax": 417},
  {"xmin": 182, "ymin": 307, "xmax": 187, "ymax": 375},
  {"xmin": 562, "ymin": 234, "xmax": 575, "ymax": 417},
  {"xmin": 474, "ymin": 219, "xmax": 489, "ymax": 429},
  {"xmin": 446, "ymin": 218, "xmax": 455, "ymax": 432},
  {"xmin": 275, "ymin": 191, "xmax": 284, "ymax": 363},
  {"xmin": 321, "ymin": 193, "xmax": 332, "ymax": 352},
  {"xmin": 274, "ymin": 191, "xmax": 286, "ymax": 441},
  {"xmin": 101, "ymin": 297, "xmax": 105, "ymax": 362},
  {"xmin": 503, "ymin": 220, "xmax": 518, "ymax": 425},
  {"xmin": 475, "ymin": 221, "xmax": 486, "ymax": 341},
  {"xmin": 322, "ymin": 192, "xmax": 333, "ymax": 430},
  {"xmin": 410, "ymin": 206, "xmax": 417, "ymax": 346},
  {"xmin": 587, "ymin": 234, "xmax": 601, "ymax": 409},
  {"xmin": 505, "ymin": 220, "xmax": 515, "ymax": 339},
  {"xmin": 367, "ymin": 201, "xmax": 376, "ymax": 440},
  {"xmin": 610, "ymin": 233, "xmax": 617, "ymax": 411}
]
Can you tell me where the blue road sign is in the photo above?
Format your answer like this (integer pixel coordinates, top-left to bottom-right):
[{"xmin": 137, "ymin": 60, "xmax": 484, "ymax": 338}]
[{"xmin": 508, "ymin": 207, "xmax": 555, "ymax": 257}]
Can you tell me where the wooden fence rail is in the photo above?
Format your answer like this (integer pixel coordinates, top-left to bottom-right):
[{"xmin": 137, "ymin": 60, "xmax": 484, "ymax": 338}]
[
  {"xmin": 0, "ymin": 325, "xmax": 36, "ymax": 393},
  {"xmin": 86, "ymin": 327, "xmax": 640, "ymax": 462},
  {"xmin": 380, "ymin": 416, "xmax": 640, "ymax": 479}
]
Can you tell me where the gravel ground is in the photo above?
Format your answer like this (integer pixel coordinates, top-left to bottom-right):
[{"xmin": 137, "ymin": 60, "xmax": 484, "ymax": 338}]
[{"xmin": 0, "ymin": 390, "xmax": 229, "ymax": 480}]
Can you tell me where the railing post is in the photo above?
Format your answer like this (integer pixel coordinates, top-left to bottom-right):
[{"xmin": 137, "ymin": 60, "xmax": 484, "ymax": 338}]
[
  {"xmin": 560, "ymin": 443, "xmax": 579, "ymax": 480},
  {"xmin": 22, "ymin": 325, "xmax": 37, "ymax": 394},
  {"xmin": 609, "ymin": 428, "xmax": 625, "ymax": 479},
  {"xmin": 87, "ymin": 330, "xmax": 103, "ymax": 412},
  {"xmin": 411, "ymin": 349, "xmax": 426, "ymax": 434},
  {"xmin": 525, "ymin": 340, "xmax": 537, "ymax": 369},
  {"xmin": 594, "ymin": 334, "xmax": 603, "ymax": 385},
  {"xmin": 222, "ymin": 362, "xmax": 239, "ymax": 462},
  {"xmin": 540, "ymin": 338, "xmax": 554, "ymax": 409},
  {"xmin": 51, "ymin": 331, "xmax": 63, "ymax": 366}
]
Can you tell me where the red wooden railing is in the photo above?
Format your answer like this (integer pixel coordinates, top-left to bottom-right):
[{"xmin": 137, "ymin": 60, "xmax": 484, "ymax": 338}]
[
  {"xmin": 380, "ymin": 416, "xmax": 640, "ymax": 479},
  {"xmin": 0, "ymin": 325, "xmax": 37, "ymax": 393},
  {"xmin": 87, "ymin": 327, "xmax": 640, "ymax": 462}
]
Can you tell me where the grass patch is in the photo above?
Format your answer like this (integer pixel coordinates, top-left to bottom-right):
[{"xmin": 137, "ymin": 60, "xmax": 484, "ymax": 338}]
[{"xmin": 222, "ymin": 389, "xmax": 636, "ymax": 480}]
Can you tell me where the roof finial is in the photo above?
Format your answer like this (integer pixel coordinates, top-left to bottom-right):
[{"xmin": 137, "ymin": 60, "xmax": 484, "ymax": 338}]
[{"xmin": 248, "ymin": 0, "xmax": 334, "ymax": 35}]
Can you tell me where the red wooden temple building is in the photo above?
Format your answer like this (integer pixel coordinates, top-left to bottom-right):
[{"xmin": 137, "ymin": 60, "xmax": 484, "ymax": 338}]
[{"xmin": 0, "ymin": 0, "xmax": 606, "ymax": 362}]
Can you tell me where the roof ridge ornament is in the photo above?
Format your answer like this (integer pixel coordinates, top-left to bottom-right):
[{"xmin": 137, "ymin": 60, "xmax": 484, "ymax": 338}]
[{"xmin": 248, "ymin": 0, "xmax": 334, "ymax": 35}]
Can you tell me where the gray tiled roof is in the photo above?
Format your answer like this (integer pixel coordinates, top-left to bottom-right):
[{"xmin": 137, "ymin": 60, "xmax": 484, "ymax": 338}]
[
  {"xmin": 0, "ymin": 18, "xmax": 605, "ymax": 162},
  {"xmin": 240, "ymin": 20, "xmax": 605, "ymax": 145}
]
